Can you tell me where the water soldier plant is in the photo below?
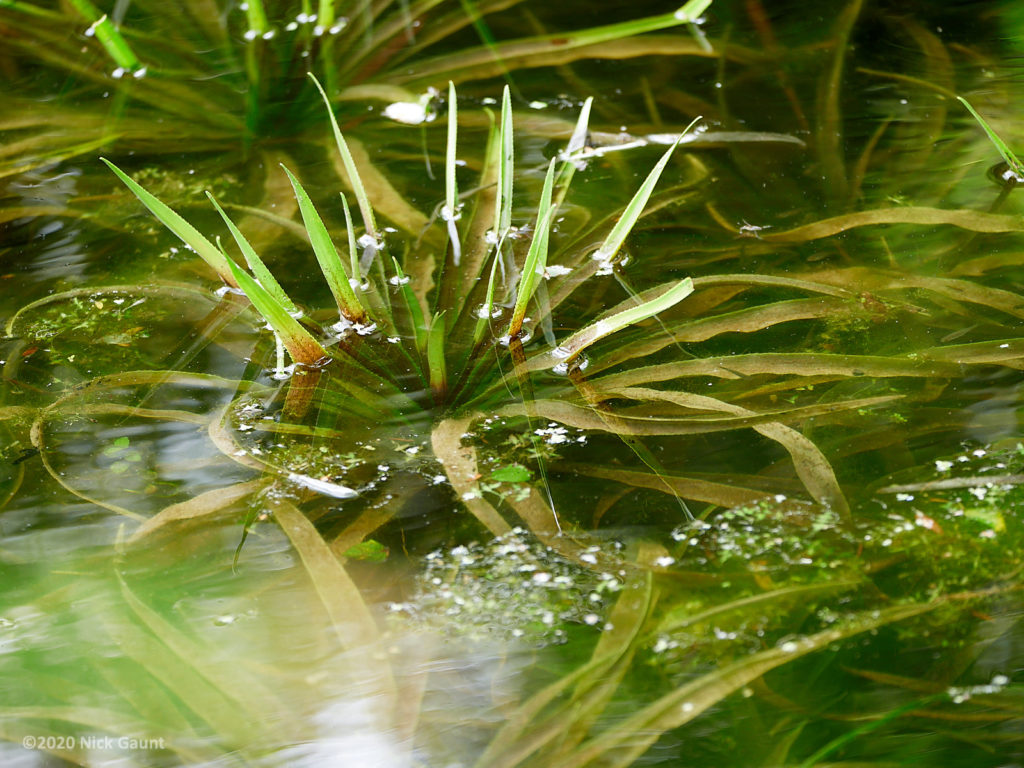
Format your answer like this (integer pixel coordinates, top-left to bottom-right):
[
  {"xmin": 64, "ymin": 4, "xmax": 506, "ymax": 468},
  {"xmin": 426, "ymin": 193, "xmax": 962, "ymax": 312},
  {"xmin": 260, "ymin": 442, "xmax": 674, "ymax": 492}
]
[
  {"xmin": 100, "ymin": 76, "xmax": 708, "ymax": 546},
  {"xmin": 5, "ymin": 4, "xmax": 1024, "ymax": 765}
]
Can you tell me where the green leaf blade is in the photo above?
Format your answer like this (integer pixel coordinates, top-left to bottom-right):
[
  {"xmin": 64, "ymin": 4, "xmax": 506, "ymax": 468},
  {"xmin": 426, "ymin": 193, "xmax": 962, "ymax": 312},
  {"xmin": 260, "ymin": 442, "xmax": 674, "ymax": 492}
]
[
  {"xmin": 222, "ymin": 258, "xmax": 329, "ymax": 366},
  {"xmin": 281, "ymin": 165, "xmax": 368, "ymax": 324},
  {"xmin": 958, "ymin": 96, "xmax": 1024, "ymax": 177},
  {"xmin": 309, "ymin": 73, "xmax": 379, "ymax": 242},
  {"xmin": 101, "ymin": 159, "xmax": 239, "ymax": 288},
  {"xmin": 508, "ymin": 158, "xmax": 557, "ymax": 339},
  {"xmin": 551, "ymin": 278, "xmax": 695, "ymax": 363},
  {"xmin": 592, "ymin": 117, "xmax": 701, "ymax": 265},
  {"xmin": 206, "ymin": 193, "xmax": 298, "ymax": 315}
]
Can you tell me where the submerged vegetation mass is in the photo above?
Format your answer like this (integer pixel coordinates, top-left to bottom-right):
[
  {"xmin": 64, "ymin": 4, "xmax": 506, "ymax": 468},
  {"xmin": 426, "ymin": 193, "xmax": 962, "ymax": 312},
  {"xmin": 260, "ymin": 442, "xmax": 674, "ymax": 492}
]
[{"xmin": 1, "ymin": 0, "xmax": 1024, "ymax": 765}]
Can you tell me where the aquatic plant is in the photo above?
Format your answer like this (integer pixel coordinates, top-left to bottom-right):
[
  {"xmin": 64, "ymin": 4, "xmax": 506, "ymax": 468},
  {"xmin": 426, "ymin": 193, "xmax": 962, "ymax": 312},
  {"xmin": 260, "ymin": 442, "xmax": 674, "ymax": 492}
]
[
  {"xmin": 0, "ymin": 0, "xmax": 715, "ymax": 176},
  {"xmin": 958, "ymin": 95, "xmax": 1024, "ymax": 182},
  {"xmin": 90, "ymin": 78, "xmax": 714, "ymax": 547},
  {"xmin": 4, "ymin": 2, "xmax": 1024, "ymax": 765}
]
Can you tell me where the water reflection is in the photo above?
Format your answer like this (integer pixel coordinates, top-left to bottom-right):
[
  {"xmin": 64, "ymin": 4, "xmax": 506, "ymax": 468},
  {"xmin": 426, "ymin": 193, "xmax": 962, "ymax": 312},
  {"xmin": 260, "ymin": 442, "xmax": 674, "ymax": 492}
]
[{"xmin": 0, "ymin": 520, "xmax": 536, "ymax": 768}]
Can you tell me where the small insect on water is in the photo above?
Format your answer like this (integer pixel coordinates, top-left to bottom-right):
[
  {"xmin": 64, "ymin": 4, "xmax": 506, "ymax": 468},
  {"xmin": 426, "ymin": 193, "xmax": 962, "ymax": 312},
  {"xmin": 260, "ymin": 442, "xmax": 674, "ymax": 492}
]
[{"xmin": 738, "ymin": 220, "xmax": 772, "ymax": 238}]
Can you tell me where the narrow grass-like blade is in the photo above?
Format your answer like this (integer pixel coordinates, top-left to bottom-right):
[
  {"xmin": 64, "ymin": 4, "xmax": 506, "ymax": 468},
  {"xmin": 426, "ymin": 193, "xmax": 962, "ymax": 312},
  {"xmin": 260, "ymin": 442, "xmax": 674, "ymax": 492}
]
[
  {"xmin": 494, "ymin": 85, "xmax": 514, "ymax": 242},
  {"xmin": 561, "ymin": 600, "xmax": 940, "ymax": 768},
  {"xmin": 798, "ymin": 694, "xmax": 944, "ymax": 768},
  {"xmin": 319, "ymin": 0, "xmax": 337, "ymax": 27},
  {"xmin": 206, "ymin": 193, "xmax": 298, "ymax": 315},
  {"xmin": 129, "ymin": 480, "xmax": 264, "ymax": 542},
  {"xmin": 508, "ymin": 158, "xmax": 556, "ymax": 339},
  {"xmin": 272, "ymin": 499, "xmax": 397, "ymax": 702},
  {"xmin": 67, "ymin": 0, "xmax": 140, "ymax": 72},
  {"xmin": 244, "ymin": 0, "xmax": 268, "ymax": 35},
  {"xmin": 341, "ymin": 193, "xmax": 359, "ymax": 281},
  {"xmin": 309, "ymin": 73, "xmax": 378, "ymax": 241},
  {"xmin": 549, "ymin": 278, "xmax": 694, "ymax": 363},
  {"xmin": 472, "ymin": 255, "xmax": 501, "ymax": 346},
  {"xmin": 478, "ymin": 559, "xmax": 654, "ymax": 768},
  {"xmin": 657, "ymin": 579, "xmax": 861, "ymax": 635},
  {"xmin": 393, "ymin": 257, "xmax": 427, "ymax": 353},
  {"xmin": 116, "ymin": 575, "xmax": 284, "ymax": 726},
  {"xmin": 675, "ymin": 0, "xmax": 713, "ymax": 21},
  {"xmin": 427, "ymin": 311, "xmax": 447, "ymax": 399},
  {"xmin": 399, "ymin": 6, "xmax": 718, "ymax": 86},
  {"xmin": 101, "ymin": 159, "xmax": 239, "ymax": 288},
  {"xmin": 553, "ymin": 96, "xmax": 593, "ymax": 211},
  {"xmin": 445, "ymin": 80, "xmax": 459, "ymax": 218},
  {"xmin": 221, "ymin": 257, "xmax": 329, "ymax": 366},
  {"xmin": 431, "ymin": 417, "xmax": 513, "ymax": 538},
  {"xmin": 444, "ymin": 81, "xmax": 463, "ymax": 266},
  {"xmin": 957, "ymin": 96, "xmax": 1024, "ymax": 176},
  {"xmin": 592, "ymin": 117, "xmax": 700, "ymax": 264},
  {"xmin": 281, "ymin": 164, "xmax": 367, "ymax": 323}
]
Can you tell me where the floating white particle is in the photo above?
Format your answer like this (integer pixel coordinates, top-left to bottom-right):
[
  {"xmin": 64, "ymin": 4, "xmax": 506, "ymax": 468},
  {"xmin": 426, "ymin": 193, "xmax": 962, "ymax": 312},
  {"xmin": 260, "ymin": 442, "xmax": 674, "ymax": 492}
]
[
  {"xmin": 583, "ymin": 613, "xmax": 600, "ymax": 625},
  {"xmin": 532, "ymin": 572, "xmax": 552, "ymax": 584},
  {"xmin": 383, "ymin": 101, "xmax": 431, "ymax": 125},
  {"xmin": 935, "ymin": 460, "xmax": 954, "ymax": 472},
  {"xmin": 655, "ymin": 556, "xmax": 676, "ymax": 567},
  {"xmin": 896, "ymin": 493, "xmax": 914, "ymax": 502},
  {"xmin": 681, "ymin": 702, "xmax": 694, "ymax": 713},
  {"xmin": 780, "ymin": 641, "xmax": 798, "ymax": 653},
  {"xmin": 543, "ymin": 264, "xmax": 572, "ymax": 279},
  {"xmin": 528, "ymin": 100, "xmax": 547, "ymax": 109},
  {"xmin": 244, "ymin": 29, "xmax": 258, "ymax": 40},
  {"xmin": 287, "ymin": 473, "xmax": 358, "ymax": 499}
]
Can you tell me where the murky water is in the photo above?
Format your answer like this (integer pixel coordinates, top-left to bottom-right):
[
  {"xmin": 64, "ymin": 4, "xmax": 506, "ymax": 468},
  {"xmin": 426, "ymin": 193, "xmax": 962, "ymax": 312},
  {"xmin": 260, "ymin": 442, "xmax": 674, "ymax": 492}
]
[{"xmin": 2, "ymin": 1, "xmax": 1024, "ymax": 765}]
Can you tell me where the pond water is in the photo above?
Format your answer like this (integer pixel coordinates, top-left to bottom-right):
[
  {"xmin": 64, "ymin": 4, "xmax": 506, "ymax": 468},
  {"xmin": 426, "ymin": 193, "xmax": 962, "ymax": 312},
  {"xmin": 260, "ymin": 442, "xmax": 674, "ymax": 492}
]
[{"xmin": 2, "ymin": 0, "xmax": 1024, "ymax": 765}]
